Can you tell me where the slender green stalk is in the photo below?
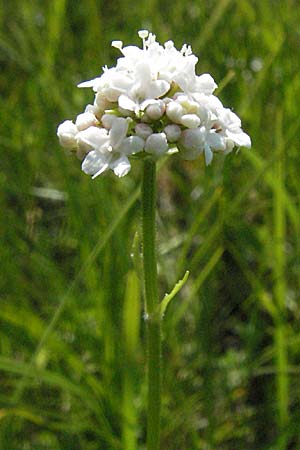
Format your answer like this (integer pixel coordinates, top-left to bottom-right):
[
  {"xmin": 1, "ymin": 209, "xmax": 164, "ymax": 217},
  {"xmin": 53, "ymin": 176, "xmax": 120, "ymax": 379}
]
[{"xmin": 142, "ymin": 159, "xmax": 161, "ymax": 450}]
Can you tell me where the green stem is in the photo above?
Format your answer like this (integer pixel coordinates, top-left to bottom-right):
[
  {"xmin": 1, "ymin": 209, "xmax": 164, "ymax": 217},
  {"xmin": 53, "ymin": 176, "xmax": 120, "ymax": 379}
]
[{"xmin": 142, "ymin": 159, "xmax": 161, "ymax": 450}]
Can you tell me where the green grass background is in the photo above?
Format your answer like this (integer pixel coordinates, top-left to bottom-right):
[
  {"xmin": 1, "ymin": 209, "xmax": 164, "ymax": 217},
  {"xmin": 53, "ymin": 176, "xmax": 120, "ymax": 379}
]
[{"xmin": 1, "ymin": 0, "xmax": 300, "ymax": 449}]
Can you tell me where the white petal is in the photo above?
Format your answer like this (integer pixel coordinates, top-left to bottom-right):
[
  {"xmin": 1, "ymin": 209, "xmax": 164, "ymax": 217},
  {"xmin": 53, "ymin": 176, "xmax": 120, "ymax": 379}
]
[
  {"xmin": 81, "ymin": 151, "xmax": 110, "ymax": 177},
  {"xmin": 207, "ymin": 131, "xmax": 225, "ymax": 150},
  {"xmin": 110, "ymin": 154, "xmax": 131, "ymax": 177},
  {"xmin": 174, "ymin": 74, "xmax": 189, "ymax": 92},
  {"xmin": 77, "ymin": 127, "xmax": 109, "ymax": 150},
  {"xmin": 121, "ymin": 136, "xmax": 144, "ymax": 154},
  {"xmin": 109, "ymin": 118, "xmax": 128, "ymax": 149},
  {"xmin": 204, "ymin": 144, "xmax": 213, "ymax": 166},
  {"xmin": 226, "ymin": 130, "xmax": 251, "ymax": 148},
  {"xmin": 195, "ymin": 74, "xmax": 217, "ymax": 95},
  {"xmin": 101, "ymin": 113, "xmax": 118, "ymax": 129},
  {"xmin": 121, "ymin": 45, "xmax": 143, "ymax": 59},
  {"xmin": 102, "ymin": 86, "xmax": 123, "ymax": 102},
  {"xmin": 135, "ymin": 61, "xmax": 152, "ymax": 85},
  {"xmin": 77, "ymin": 77, "xmax": 102, "ymax": 91},
  {"xmin": 148, "ymin": 79, "xmax": 170, "ymax": 99},
  {"xmin": 118, "ymin": 94, "xmax": 137, "ymax": 112}
]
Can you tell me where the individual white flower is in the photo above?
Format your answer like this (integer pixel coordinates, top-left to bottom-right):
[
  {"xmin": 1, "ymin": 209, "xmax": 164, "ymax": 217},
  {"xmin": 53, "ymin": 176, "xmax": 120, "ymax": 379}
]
[
  {"xmin": 179, "ymin": 126, "xmax": 225, "ymax": 165},
  {"xmin": 57, "ymin": 120, "xmax": 78, "ymax": 149},
  {"xmin": 174, "ymin": 94, "xmax": 200, "ymax": 113},
  {"xmin": 79, "ymin": 67, "xmax": 134, "ymax": 103},
  {"xmin": 167, "ymin": 96, "xmax": 203, "ymax": 126},
  {"xmin": 216, "ymin": 108, "xmax": 251, "ymax": 148},
  {"xmin": 191, "ymin": 73, "xmax": 217, "ymax": 96},
  {"xmin": 81, "ymin": 117, "xmax": 143, "ymax": 178},
  {"xmin": 77, "ymin": 126, "xmax": 110, "ymax": 153},
  {"xmin": 117, "ymin": 61, "xmax": 170, "ymax": 114}
]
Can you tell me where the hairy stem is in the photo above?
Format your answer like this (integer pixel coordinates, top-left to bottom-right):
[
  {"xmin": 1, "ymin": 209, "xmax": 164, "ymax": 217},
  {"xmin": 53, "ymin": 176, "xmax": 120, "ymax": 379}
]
[{"xmin": 142, "ymin": 159, "xmax": 161, "ymax": 450}]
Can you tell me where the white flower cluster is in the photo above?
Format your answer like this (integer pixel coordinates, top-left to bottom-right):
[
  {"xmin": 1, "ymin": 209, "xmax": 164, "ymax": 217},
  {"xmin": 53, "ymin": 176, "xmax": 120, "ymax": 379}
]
[{"xmin": 57, "ymin": 30, "xmax": 251, "ymax": 178}]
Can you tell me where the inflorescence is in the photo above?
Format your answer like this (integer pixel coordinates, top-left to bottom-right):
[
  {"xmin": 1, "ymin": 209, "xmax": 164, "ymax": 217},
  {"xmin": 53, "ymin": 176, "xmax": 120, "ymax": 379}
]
[{"xmin": 57, "ymin": 30, "xmax": 251, "ymax": 178}]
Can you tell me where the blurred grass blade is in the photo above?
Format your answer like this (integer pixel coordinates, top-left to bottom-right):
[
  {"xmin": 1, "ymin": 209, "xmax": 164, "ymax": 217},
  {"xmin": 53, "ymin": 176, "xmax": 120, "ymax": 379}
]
[
  {"xmin": 272, "ymin": 110, "xmax": 289, "ymax": 446},
  {"xmin": 10, "ymin": 186, "xmax": 140, "ymax": 406},
  {"xmin": 122, "ymin": 270, "xmax": 141, "ymax": 450}
]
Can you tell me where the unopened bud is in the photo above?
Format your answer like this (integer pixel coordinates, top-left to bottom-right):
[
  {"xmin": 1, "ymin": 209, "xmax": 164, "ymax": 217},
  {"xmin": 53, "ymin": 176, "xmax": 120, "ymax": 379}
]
[
  {"xmin": 75, "ymin": 112, "xmax": 97, "ymax": 131},
  {"xmin": 146, "ymin": 100, "xmax": 165, "ymax": 120},
  {"xmin": 180, "ymin": 114, "xmax": 200, "ymax": 129},
  {"xmin": 179, "ymin": 127, "xmax": 205, "ymax": 160},
  {"xmin": 135, "ymin": 123, "xmax": 153, "ymax": 139},
  {"xmin": 164, "ymin": 124, "xmax": 181, "ymax": 143},
  {"xmin": 145, "ymin": 133, "xmax": 168, "ymax": 156},
  {"xmin": 57, "ymin": 120, "xmax": 78, "ymax": 149},
  {"xmin": 166, "ymin": 101, "xmax": 183, "ymax": 123}
]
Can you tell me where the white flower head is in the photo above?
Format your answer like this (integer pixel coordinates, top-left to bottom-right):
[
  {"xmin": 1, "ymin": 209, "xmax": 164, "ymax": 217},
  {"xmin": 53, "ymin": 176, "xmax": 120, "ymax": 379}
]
[{"xmin": 57, "ymin": 30, "xmax": 251, "ymax": 178}]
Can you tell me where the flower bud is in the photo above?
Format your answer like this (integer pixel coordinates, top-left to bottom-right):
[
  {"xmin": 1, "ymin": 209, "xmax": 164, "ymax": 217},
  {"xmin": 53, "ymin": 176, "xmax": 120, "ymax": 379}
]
[
  {"xmin": 94, "ymin": 93, "xmax": 113, "ymax": 111},
  {"xmin": 135, "ymin": 123, "xmax": 153, "ymax": 139},
  {"xmin": 181, "ymin": 114, "xmax": 201, "ymax": 129},
  {"xmin": 57, "ymin": 120, "xmax": 78, "ymax": 149},
  {"xmin": 138, "ymin": 30, "xmax": 149, "ymax": 39},
  {"xmin": 166, "ymin": 101, "xmax": 183, "ymax": 123},
  {"xmin": 145, "ymin": 133, "xmax": 168, "ymax": 156},
  {"xmin": 179, "ymin": 127, "xmax": 205, "ymax": 160},
  {"xmin": 75, "ymin": 112, "xmax": 97, "ymax": 131},
  {"xmin": 145, "ymin": 100, "xmax": 165, "ymax": 120},
  {"xmin": 164, "ymin": 124, "xmax": 181, "ymax": 143},
  {"xmin": 111, "ymin": 40, "xmax": 123, "ymax": 50}
]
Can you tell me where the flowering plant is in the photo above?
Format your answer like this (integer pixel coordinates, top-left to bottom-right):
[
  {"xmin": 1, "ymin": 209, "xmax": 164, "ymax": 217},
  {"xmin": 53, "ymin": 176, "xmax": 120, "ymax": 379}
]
[
  {"xmin": 57, "ymin": 31, "xmax": 250, "ymax": 450},
  {"xmin": 57, "ymin": 30, "xmax": 250, "ymax": 178}
]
